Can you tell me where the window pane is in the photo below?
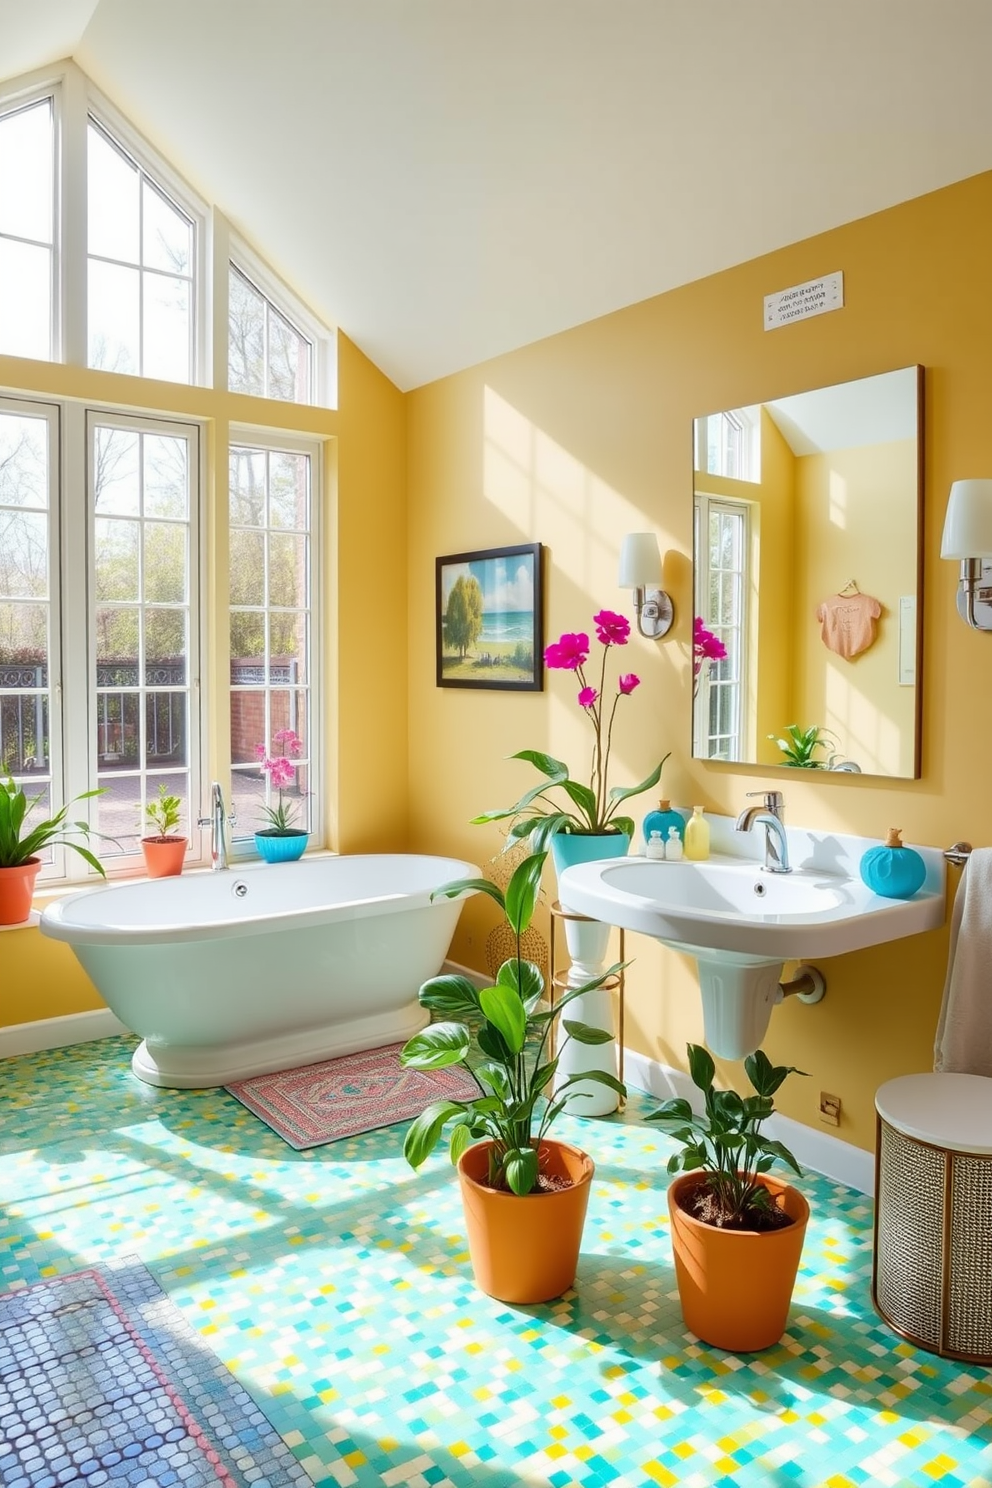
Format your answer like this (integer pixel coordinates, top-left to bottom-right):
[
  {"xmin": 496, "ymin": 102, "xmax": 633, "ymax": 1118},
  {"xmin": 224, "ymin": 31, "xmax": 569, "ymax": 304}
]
[
  {"xmin": 142, "ymin": 272, "xmax": 191, "ymax": 384},
  {"xmin": 269, "ymin": 612, "xmax": 306, "ymax": 683},
  {"xmin": 230, "ymin": 691, "xmax": 265, "ymax": 764},
  {"xmin": 0, "ymin": 413, "xmax": 48, "ymax": 508},
  {"xmin": 145, "ymin": 691, "xmax": 186, "ymax": 766},
  {"xmin": 142, "ymin": 180, "xmax": 192, "ymax": 275},
  {"xmin": 143, "ymin": 521, "xmax": 186, "ymax": 603},
  {"xmin": 95, "ymin": 518, "xmax": 140, "ymax": 601},
  {"xmin": 94, "ymin": 426, "xmax": 140, "ymax": 514},
  {"xmin": 268, "ymin": 307, "xmax": 310, "ymax": 403},
  {"xmin": 230, "ymin": 765, "xmax": 265, "ymax": 831},
  {"xmin": 0, "ymin": 510, "xmax": 48, "ymax": 597},
  {"xmin": 144, "ymin": 434, "xmax": 188, "ymax": 519},
  {"xmin": 0, "ymin": 100, "xmax": 53, "ymax": 243},
  {"xmin": 0, "ymin": 238, "xmax": 51, "ymax": 359},
  {"xmin": 0, "ymin": 601, "xmax": 47, "ymax": 659},
  {"xmin": 20, "ymin": 781, "xmax": 53, "ymax": 862},
  {"xmin": 268, "ymin": 533, "xmax": 306, "ymax": 608},
  {"xmin": 96, "ymin": 691, "xmax": 139, "ymax": 767},
  {"xmin": 269, "ymin": 452, "xmax": 309, "ymax": 529},
  {"xmin": 144, "ymin": 769, "xmax": 189, "ymax": 839},
  {"xmin": 95, "ymin": 605, "xmax": 139, "ymax": 665},
  {"xmin": 230, "ymin": 528, "xmax": 265, "ymax": 606},
  {"xmin": 95, "ymin": 771, "xmax": 141, "ymax": 857},
  {"xmin": 88, "ymin": 122, "xmax": 140, "ymax": 263},
  {"xmin": 145, "ymin": 609, "xmax": 186, "ymax": 679},
  {"xmin": 269, "ymin": 690, "xmax": 306, "ymax": 754},
  {"xmin": 230, "ymin": 612, "xmax": 264, "ymax": 671},
  {"xmin": 0, "ymin": 693, "xmax": 48, "ymax": 775},
  {"xmin": 88, "ymin": 259, "xmax": 140, "ymax": 374},
  {"xmin": 229, "ymin": 447, "xmax": 266, "ymax": 526},
  {"xmin": 228, "ymin": 268, "xmax": 265, "ymax": 396}
]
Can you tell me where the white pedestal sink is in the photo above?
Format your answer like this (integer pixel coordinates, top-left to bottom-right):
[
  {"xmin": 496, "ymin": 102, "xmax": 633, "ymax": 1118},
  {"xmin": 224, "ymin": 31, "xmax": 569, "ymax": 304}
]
[{"xmin": 558, "ymin": 819, "xmax": 945, "ymax": 1061}]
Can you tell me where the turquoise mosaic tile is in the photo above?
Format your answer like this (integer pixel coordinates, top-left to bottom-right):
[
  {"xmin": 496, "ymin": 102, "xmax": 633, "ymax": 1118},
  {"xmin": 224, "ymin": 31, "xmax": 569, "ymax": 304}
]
[{"xmin": 3, "ymin": 1035, "xmax": 992, "ymax": 1487}]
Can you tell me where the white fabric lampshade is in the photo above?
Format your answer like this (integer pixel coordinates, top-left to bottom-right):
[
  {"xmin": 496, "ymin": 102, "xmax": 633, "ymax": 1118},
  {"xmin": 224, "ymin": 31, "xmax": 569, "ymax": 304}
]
[
  {"xmin": 618, "ymin": 532, "xmax": 662, "ymax": 588},
  {"xmin": 941, "ymin": 480, "xmax": 992, "ymax": 559}
]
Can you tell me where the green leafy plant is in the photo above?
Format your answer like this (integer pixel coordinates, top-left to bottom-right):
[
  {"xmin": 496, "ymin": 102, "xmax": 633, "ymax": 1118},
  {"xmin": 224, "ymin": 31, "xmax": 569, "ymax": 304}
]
[
  {"xmin": 400, "ymin": 849, "xmax": 626, "ymax": 1195},
  {"xmin": 767, "ymin": 723, "xmax": 836, "ymax": 769},
  {"xmin": 645, "ymin": 1043, "xmax": 806, "ymax": 1230},
  {"xmin": 0, "ymin": 777, "xmax": 106, "ymax": 874},
  {"xmin": 472, "ymin": 610, "xmax": 668, "ymax": 849},
  {"xmin": 142, "ymin": 784, "xmax": 183, "ymax": 840}
]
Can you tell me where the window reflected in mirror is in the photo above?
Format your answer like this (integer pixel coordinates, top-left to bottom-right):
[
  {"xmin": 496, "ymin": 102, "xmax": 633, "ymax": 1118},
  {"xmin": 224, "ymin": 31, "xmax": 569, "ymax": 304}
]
[{"xmin": 692, "ymin": 366, "xmax": 923, "ymax": 780}]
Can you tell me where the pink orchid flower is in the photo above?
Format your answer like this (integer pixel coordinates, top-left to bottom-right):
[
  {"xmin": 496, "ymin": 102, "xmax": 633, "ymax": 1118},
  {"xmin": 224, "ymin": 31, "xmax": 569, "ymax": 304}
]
[
  {"xmin": 593, "ymin": 610, "xmax": 630, "ymax": 647},
  {"xmin": 617, "ymin": 673, "xmax": 640, "ymax": 695},
  {"xmin": 545, "ymin": 632, "xmax": 590, "ymax": 671},
  {"xmin": 578, "ymin": 686, "xmax": 598, "ymax": 708}
]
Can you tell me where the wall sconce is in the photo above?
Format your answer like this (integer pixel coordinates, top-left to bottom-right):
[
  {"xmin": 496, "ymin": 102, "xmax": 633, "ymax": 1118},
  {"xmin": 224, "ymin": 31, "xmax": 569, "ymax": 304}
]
[
  {"xmin": 618, "ymin": 532, "xmax": 674, "ymax": 639},
  {"xmin": 941, "ymin": 479, "xmax": 992, "ymax": 630}
]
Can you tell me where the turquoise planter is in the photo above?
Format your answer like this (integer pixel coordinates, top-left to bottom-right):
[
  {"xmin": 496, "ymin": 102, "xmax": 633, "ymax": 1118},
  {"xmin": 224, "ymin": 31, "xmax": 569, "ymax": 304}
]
[
  {"xmin": 255, "ymin": 831, "xmax": 309, "ymax": 863},
  {"xmin": 551, "ymin": 832, "xmax": 630, "ymax": 877}
]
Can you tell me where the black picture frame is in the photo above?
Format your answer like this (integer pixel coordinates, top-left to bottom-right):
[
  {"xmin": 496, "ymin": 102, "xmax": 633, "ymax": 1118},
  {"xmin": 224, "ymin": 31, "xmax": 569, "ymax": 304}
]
[{"xmin": 435, "ymin": 543, "xmax": 544, "ymax": 691}]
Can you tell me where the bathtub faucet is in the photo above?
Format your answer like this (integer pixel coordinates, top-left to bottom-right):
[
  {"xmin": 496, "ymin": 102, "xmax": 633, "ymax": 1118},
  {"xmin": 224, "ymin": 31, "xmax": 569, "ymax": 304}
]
[{"xmin": 198, "ymin": 782, "xmax": 236, "ymax": 871}]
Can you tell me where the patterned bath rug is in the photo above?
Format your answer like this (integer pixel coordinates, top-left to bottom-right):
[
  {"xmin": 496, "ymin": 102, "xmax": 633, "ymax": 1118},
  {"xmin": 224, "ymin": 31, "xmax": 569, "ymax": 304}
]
[
  {"xmin": 225, "ymin": 1040, "xmax": 480, "ymax": 1149},
  {"xmin": 0, "ymin": 1256, "xmax": 312, "ymax": 1488}
]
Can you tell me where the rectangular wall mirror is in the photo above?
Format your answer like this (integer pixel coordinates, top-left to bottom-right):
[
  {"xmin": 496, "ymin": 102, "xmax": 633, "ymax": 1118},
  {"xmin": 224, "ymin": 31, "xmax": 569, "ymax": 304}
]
[{"xmin": 692, "ymin": 365, "xmax": 923, "ymax": 780}]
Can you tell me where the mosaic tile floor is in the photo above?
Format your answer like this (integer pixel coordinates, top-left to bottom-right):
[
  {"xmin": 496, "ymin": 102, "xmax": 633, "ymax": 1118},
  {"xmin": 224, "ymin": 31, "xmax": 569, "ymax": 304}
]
[{"xmin": 2, "ymin": 1036, "xmax": 992, "ymax": 1488}]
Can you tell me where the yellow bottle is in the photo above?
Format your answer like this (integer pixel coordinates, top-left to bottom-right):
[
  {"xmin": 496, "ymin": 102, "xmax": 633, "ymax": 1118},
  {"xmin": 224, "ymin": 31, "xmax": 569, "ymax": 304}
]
[{"xmin": 684, "ymin": 805, "xmax": 710, "ymax": 861}]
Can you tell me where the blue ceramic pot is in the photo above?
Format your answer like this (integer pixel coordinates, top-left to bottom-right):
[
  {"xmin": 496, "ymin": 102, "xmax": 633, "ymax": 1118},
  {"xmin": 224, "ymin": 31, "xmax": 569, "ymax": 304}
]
[
  {"xmin": 551, "ymin": 831, "xmax": 630, "ymax": 877},
  {"xmin": 255, "ymin": 831, "xmax": 309, "ymax": 863}
]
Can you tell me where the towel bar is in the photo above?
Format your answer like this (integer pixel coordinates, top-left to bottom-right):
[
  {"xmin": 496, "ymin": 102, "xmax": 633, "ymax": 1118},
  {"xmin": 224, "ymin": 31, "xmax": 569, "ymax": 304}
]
[{"xmin": 943, "ymin": 841, "xmax": 972, "ymax": 867}]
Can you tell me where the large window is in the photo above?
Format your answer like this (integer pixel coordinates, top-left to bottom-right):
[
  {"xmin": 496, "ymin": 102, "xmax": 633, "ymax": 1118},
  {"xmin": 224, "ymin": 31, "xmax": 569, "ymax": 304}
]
[
  {"xmin": 0, "ymin": 97, "xmax": 55, "ymax": 361},
  {"xmin": 87, "ymin": 120, "xmax": 195, "ymax": 382},
  {"xmin": 696, "ymin": 406, "xmax": 760, "ymax": 484},
  {"xmin": 229, "ymin": 438, "xmax": 316, "ymax": 845},
  {"xmin": 694, "ymin": 494, "xmax": 749, "ymax": 761},
  {"xmin": 88, "ymin": 415, "xmax": 199, "ymax": 861}
]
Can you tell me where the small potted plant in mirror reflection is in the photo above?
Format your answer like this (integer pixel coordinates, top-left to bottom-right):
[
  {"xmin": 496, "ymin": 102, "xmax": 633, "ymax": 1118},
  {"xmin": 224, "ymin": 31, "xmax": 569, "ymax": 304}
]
[
  {"xmin": 768, "ymin": 723, "xmax": 837, "ymax": 769},
  {"xmin": 0, "ymin": 777, "xmax": 106, "ymax": 926},
  {"xmin": 255, "ymin": 730, "xmax": 309, "ymax": 862},
  {"xmin": 139, "ymin": 784, "xmax": 187, "ymax": 878}
]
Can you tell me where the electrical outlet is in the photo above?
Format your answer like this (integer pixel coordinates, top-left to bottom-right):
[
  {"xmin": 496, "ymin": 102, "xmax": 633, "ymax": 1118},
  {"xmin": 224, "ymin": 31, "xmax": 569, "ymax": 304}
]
[{"xmin": 819, "ymin": 1092, "xmax": 841, "ymax": 1127}]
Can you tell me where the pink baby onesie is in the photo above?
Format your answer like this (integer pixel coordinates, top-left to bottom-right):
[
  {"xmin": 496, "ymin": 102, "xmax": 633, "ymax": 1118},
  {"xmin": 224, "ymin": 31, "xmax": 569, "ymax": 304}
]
[{"xmin": 815, "ymin": 592, "xmax": 881, "ymax": 659}]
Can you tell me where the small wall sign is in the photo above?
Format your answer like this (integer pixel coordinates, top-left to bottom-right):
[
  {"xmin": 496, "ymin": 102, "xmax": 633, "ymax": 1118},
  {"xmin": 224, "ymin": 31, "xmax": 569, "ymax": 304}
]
[{"xmin": 764, "ymin": 271, "xmax": 844, "ymax": 330}]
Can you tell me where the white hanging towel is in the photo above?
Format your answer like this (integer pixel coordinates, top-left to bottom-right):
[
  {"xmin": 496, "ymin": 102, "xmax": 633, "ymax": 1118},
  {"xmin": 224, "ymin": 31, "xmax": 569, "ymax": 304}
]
[{"xmin": 934, "ymin": 848, "xmax": 992, "ymax": 1075}]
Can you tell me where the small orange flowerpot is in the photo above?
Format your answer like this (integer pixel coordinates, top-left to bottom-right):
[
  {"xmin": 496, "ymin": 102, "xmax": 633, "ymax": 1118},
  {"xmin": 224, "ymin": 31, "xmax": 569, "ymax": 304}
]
[
  {"xmin": 457, "ymin": 1138, "xmax": 595, "ymax": 1303},
  {"xmin": 140, "ymin": 836, "xmax": 188, "ymax": 878},
  {"xmin": 0, "ymin": 857, "xmax": 41, "ymax": 926},
  {"xmin": 668, "ymin": 1171, "xmax": 809, "ymax": 1352}
]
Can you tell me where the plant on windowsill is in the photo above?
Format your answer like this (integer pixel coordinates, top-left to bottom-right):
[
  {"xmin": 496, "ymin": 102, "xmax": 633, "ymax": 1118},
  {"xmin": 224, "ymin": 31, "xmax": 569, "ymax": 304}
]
[
  {"xmin": 254, "ymin": 730, "xmax": 309, "ymax": 863},
  {"xmin": 767, "ymin": 723, "xmax": 837, "ymax": 769},
  {"xmin": 0, "ymin": 777, "xmax": 106, "ymax": 926},
  {"xmin": 645, "ymin": 1042, "xmax": 810, "ymax": 1351},
  {"xmin": 139, "ymin": 784, "xmax": 188, "ymax": 879},
  {"xmin": 471, "ymin": 610, "xmax": 669, "ymax": 876},
  {"xmin": 399, "ymin": 848, "xmax": 626, "ymax": 1304}
]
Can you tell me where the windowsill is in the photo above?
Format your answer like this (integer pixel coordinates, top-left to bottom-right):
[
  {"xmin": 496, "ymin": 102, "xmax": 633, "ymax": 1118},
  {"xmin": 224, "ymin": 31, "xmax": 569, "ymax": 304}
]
[{"xmin": 16, "ymin": 847, "xmax": 337, "ymax": 922}]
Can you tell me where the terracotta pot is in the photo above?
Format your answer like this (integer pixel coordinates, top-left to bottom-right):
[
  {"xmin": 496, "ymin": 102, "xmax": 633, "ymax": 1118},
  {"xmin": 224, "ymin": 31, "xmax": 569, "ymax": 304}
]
[
  {"xmin": 667, "ymin": 1171, "xmax": 809, "ymax": 1352},
  {"xmin": 0, "ymin": 857, "xmax": 41, "ymax": 926},
  {"xmin": 140, "ymin": 836, "xmax": 188, "ymax": 878},
  {"xmin": 457, "ymin": 1138, "xmax": 594, "ymax": 1303}
]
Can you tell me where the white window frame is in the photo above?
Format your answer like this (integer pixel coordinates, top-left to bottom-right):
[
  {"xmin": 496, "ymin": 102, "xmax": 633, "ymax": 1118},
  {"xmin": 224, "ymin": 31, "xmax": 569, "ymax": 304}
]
[
  {"xmin": 0, "ymin": 81, "xmax": 60, "ymax": 363},
  {"xmin": 228, "ymin": 426, "xmax": 323, "ymax": 856},
  {"xmin": 229, "ymin": 232, "xmax": 337, "ymax": 408},
  {"xmin": 693, "ymin": 492, "xmax": 750, "ymax": 761},
  {"xmin": 695, "ymin": 406, "xmax": 761, "ymax": 484}
]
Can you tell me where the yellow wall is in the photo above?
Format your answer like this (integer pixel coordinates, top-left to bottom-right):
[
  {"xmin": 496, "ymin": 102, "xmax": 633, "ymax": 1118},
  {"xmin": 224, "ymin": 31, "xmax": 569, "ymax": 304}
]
[
  {"xmin": 0, "ymin": 331, "xmax": 406, "ymax": 1028},
  {"xmin": 406, "ymin": 169, "xmax": 992, "ymax": 1153},
  {"xmin": 794, "ymin": 439, "xmax": 918, "ymax": 777}
]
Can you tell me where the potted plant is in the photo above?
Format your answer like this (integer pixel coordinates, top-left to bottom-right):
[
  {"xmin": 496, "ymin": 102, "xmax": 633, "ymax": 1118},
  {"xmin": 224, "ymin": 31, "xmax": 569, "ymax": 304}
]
[
  {"xmin": 646, "ymin": 1043, "xmax": 809, "ymax": 1352},
  {"xmin": 400, "ymin": 849, "xmax": 626, "ymax": 1303},
  {"xmin": 0, "ymin": 777, "xmax": 106, "ymax": 925},
  {"xmin": 255, "ymin": 730, "xmax": 308, "ymax": 862},
  {"xmin": 767, "ymin": 723, "xmax": 836, "ymax": 769},
  {"xmin": 472, "ymin": 610, "xmax": 669, "ymax": 875},
  {"xmin": 140, "ymin": 785, "xmax": 187, "ymax": 877}
]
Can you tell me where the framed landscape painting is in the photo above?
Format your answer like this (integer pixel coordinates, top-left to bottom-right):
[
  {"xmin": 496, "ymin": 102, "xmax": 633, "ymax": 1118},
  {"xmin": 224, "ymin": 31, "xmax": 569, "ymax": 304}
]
[{"xmin": 435, "ymin": 543, "xmax": 543, "ymax": 690}]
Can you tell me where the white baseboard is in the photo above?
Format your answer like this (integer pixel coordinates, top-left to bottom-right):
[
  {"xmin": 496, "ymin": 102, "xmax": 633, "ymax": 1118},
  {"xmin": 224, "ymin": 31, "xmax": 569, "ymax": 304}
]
[
  {"xmin": 0, "ymin": 1008, "xmax": 130, "ymax": 1060},
  {"xmin": 441, "ymin": 958, "xmax": 490, "ymax": 990},
  {"xmin": 622, "ymin": 1048, "xmax": 875, "ymax": 1195}
]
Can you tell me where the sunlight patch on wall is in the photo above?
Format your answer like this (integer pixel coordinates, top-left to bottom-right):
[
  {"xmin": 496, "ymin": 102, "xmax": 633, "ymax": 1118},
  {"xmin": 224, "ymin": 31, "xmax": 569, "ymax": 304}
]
[
  {"xmin": 825, "ymin": 663, "xmax": 900, "ymax": 777},
  {"xmin": 829, "ymin": 468, "xmax": 848, "ymax": 530}
]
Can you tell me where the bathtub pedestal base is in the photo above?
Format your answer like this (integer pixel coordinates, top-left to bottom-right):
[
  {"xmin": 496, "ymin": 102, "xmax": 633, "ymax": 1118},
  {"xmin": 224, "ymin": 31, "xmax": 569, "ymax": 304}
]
[{"xmin": 130, "ymin": 1003, "xmax": 431, "ymax": 1089}]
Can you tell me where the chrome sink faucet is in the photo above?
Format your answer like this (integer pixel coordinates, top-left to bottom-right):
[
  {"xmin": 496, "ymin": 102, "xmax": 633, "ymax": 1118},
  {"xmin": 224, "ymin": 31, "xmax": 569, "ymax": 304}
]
[
  {"xmin": 734, "ymin": 789, "xmax": 791, "ymax": 874},
  {"xmin": 197, "ymin": 781, "xmax": 236, "ymax": 871}
]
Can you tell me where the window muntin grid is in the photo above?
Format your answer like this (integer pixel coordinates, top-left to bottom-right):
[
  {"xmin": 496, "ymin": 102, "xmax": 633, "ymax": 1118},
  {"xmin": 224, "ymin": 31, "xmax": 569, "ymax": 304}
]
[
  {"xmin": 89, "ymin": 414, "xmax": 198, "ymax": 861},
  {"xmin": 693, "ymin": 495, "xmax": 748, "ymax": 761},
  {"xmin": 0, "ymin": 97, "xmax": 55, "ymax": 361},
  {"xmin": 229, "ymin": 442, "xmax": 313, "ymax": 844},
  {"xmin": 228, "ymin": 264, "xmax": 312, "ymax": 404}
]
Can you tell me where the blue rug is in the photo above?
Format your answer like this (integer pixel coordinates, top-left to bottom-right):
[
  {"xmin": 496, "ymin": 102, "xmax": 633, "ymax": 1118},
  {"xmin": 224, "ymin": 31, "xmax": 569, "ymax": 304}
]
[{"xmin": 0, "ymin": 1256, "xmax": 312, "ymax": 1488}]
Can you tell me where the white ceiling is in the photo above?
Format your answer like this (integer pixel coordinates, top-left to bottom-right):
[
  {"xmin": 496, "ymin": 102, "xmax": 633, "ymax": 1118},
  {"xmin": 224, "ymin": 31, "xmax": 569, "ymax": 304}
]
[
  {"xmin": 6, "ymin": 1, "xmax": 992, "ymax": 391},
  {"xmin": 765, "ymin": 366, "xmax": 920, "ymax": 456}
]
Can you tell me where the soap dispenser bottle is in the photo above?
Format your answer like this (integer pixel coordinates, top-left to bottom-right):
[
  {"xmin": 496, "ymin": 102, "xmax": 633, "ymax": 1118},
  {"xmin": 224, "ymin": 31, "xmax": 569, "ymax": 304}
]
[
  {"xmin": 684, "ymin": 805, "xmax": 710, "ymax": 861},
  {"xmin": 645, "ymin": 830, "xmax": 666, "ymax": 860},
  {"xmin": 643, "ymin": 798, "xmax": 684, "ymax": 846},
  {"xmin": 665, "ymin": 826, "xmax": 683, "ymax": 861}
]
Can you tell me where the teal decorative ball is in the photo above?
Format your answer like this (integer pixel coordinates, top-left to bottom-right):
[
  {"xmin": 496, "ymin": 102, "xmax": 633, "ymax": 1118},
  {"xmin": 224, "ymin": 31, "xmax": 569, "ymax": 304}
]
[{"xmin": 860, "ymin": 829, "xmax": 926, "ymax": 899}]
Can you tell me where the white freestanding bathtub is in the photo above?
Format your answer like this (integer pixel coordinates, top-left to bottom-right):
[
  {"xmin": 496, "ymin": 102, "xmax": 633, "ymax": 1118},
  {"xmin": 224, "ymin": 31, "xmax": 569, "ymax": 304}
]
[{"xmin": 40, "ymin": 854, "xmax": 479, "ymax": 1089}]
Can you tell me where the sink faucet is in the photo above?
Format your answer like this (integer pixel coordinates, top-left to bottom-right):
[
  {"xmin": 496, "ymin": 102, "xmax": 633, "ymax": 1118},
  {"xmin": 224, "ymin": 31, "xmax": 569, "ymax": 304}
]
[
  {"xmin": 197, "ymin": 781, "xmax": 235, "ymax": 871},
  {"xmin": 734, "ymin": 789, "xmax": 791, "ymax": 874}
]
